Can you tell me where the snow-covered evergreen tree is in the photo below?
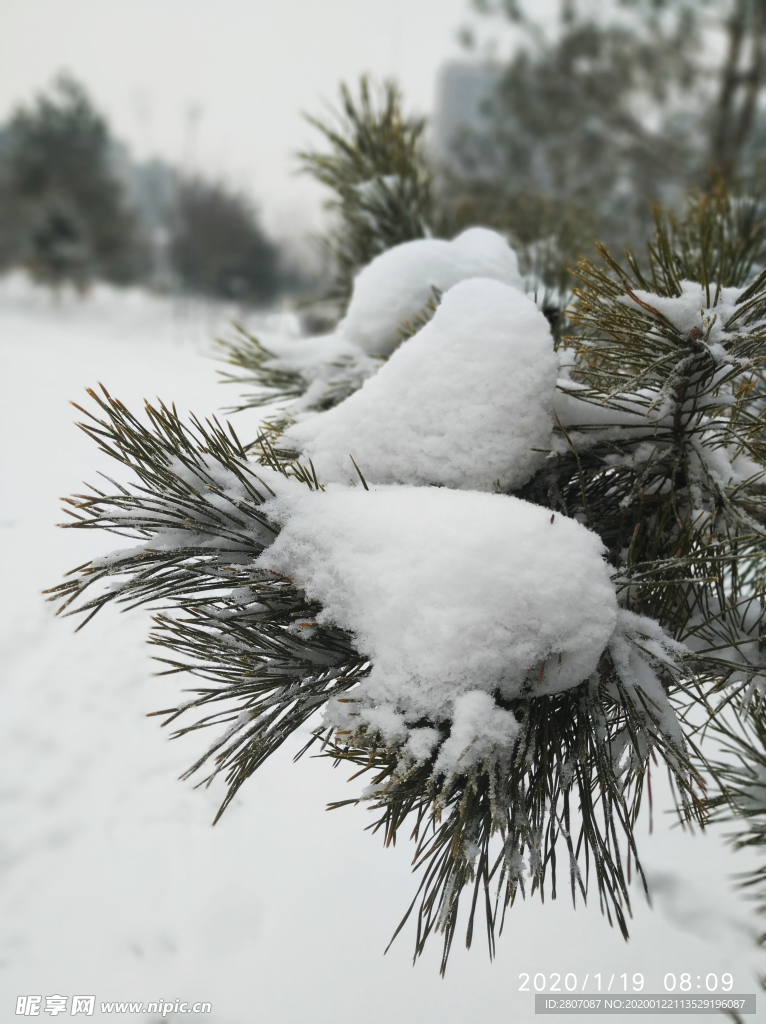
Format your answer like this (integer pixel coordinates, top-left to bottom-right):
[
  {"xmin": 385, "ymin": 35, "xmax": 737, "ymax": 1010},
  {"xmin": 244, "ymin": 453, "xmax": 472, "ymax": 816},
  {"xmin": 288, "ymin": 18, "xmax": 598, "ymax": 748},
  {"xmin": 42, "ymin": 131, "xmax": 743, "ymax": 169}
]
[{"xmin": 47, "ymin": 84, "xmax": 766, "ymax": 977}]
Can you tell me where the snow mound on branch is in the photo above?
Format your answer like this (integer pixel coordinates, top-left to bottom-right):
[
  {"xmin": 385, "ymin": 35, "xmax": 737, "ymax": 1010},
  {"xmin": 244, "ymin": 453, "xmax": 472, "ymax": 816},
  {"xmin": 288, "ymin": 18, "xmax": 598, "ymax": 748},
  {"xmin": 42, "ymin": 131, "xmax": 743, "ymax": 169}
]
[
  {"xmin": 237, "ymin": 228, "xmax": 523, "ymax": 413},
  {"xmin": 285, "ymin": 278, "xmax": 557, "ymax": 491},
  {"xmin": 258, "ymin": 485, "xmax": 618, "ymax": 772},
  {"xmin": 338, "ymin": 227, "xmax": 523, "ymax": 356},
  {"xmin": 621, "ymin": 280, "xmax": 743, "ymax": 357}
]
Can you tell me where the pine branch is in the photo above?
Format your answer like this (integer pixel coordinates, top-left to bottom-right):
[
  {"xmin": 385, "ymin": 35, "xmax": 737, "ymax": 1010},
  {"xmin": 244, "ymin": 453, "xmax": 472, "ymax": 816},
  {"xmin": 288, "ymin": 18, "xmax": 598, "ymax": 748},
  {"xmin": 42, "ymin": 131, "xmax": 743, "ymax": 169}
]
[
  {"xmin": 326, "ymin": 645, "xmax": 704, "ymax": 973},
  {"xmin": 517, "ymin": 192, "xmax": 766, "ymax": 961},
  {"xmin": 46, "ymin": 387, "xmax": 364, "ymax": 821},
  {"xmin": 50, "ymin": 384, "xmax": 703, "ymax": 969},
  {"xmin": 526, "ymin": 194, "xmax": 766, "ymax": 702},
  {"xmin": 48, "ymin": 186, "xmax": 766, "ymax": 971},
  {"xmin": 298, "ymin": 76, "xmax": 432, "ymax": 309},
  {"xmin": 216, "ymin": 325, "xmax": 308, "ymax": 411},
  {"xmin": 216, "ymin": 323, "xmax": 382, "ymax": 415},
  {"xmin": 705, "ymin": 700, "xmax": 766, "ymax": 945}
]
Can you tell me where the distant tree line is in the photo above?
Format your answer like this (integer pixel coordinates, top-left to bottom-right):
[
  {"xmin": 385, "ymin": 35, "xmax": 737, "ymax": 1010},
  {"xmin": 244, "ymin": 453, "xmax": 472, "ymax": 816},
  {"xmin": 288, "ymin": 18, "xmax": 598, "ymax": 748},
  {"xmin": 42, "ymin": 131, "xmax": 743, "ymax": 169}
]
[
  {"xmin": 0, "ymin": 74, "xmax": 287, "ymax": 304},
  {"xmin": 9, "ymin": 0, "xmax": 766, "ymax": 311}
]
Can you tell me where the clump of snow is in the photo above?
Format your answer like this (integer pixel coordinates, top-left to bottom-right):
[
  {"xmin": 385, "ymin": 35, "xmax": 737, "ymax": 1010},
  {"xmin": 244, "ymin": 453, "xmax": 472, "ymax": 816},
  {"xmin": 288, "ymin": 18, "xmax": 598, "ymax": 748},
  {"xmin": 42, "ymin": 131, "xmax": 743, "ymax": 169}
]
[
  {"xmin": 338, "ymin": 227, "xmax": 523, "ymax": 357},
  {"xmin": 285, "ymin": 278, "xmax": 557, "ymax": 491},
  {"xmin": 553, "ymin": 379, "xmax": 670, "ymax": 433},
  {"xmin": 554, "ymin": 348, "xmax": 673, "ymax": 434},
  {"xmin": 434, "ymin": 691, "xmax": 521, "ymax": 774},
  {"xmin": 622, "ymin": 281, "xmax": 744, "ymax": 357},
  {"xmin": 608, "ymin": 610, "xmax": 688, "ymax": 753},
  {"xmin": 689, "ymin": 434, "xmax": 763, "ymax": 493},
  {"xmin": 241, "ymin": 228, "xmax": 524, "ymax": 413},
  {"xmin": 258, "ymin": 485, "xmax": 619, "ymax": 772}
]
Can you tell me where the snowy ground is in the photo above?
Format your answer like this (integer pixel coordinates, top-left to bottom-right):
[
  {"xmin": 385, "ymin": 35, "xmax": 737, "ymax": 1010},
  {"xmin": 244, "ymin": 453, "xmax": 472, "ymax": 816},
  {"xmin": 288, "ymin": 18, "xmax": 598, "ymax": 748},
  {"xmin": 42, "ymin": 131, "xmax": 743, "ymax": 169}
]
[{"xmin": 0, "ymin": 273, "xmax": 764, "ymax": 1023}]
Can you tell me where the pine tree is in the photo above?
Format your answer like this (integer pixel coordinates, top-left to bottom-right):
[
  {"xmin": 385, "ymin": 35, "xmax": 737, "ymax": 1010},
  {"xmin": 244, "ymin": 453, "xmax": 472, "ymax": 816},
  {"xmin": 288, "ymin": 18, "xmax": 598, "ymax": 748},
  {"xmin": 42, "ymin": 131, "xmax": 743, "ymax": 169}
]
[
  {"xmin": 215, "ymin": 78, "xmax": 436, "ymax": 416},
  {"xmin": 169, "ymin": 176, "xmax": 282, "ymax": 304},
  {"xmin": 47, "ymin": 115, "xmax": 766, "ymax": 979},
  {"xmin": 4, "ymin": 74, "xmax": 146, "ymax": 287},
  {"xmin": 217, "ymin": 75, "xmax": 573, "ymax": 418},
  {"xmin": 297, "ymin": 76, "xmax": 433, "ymax": 310}
]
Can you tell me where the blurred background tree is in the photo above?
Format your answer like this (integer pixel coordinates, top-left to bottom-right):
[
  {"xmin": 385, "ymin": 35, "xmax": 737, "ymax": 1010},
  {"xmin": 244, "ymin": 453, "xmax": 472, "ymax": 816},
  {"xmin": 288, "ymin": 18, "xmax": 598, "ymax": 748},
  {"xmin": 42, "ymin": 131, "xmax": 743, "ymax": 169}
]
[
  {"xmin": 0, "ymin": 125, "xmax": 17, "ymax": 273},
  {"xmin": 298, "ymin": 77, "xmax": 432, "ymax": 311},
  {"xmin": 0, "ymin": 74, "xmax": 292, "ymax": 303},
  {"xmin": 2, "ymin": 74, "xmax": 147, "ymax": 288},
  {"xmin": 438, "ymin": 0, "xmax": 766, "ymax": 265},
  {"xmin": 169, "ymin": 176, "xmax": 282, "ymax": 305},
  {"xmin": 710, "ymin": 0, "xmax": 766, "ymax": 182}
]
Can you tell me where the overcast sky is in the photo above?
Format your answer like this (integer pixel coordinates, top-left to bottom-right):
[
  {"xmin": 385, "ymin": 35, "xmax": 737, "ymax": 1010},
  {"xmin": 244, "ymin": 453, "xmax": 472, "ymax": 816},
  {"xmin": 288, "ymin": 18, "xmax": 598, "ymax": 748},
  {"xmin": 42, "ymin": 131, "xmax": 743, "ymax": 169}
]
[{"xmin": 0, "ymin": 0, "xmax": 517, "ymax": 243}]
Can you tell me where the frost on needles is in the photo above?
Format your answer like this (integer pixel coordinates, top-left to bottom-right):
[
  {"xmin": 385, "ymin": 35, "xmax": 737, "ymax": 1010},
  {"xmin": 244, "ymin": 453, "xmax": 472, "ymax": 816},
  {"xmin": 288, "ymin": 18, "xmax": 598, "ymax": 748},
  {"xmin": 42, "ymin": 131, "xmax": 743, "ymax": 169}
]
[{"xmin": 49, "ymin": 197, "xmax": 766, "ymax": 969}]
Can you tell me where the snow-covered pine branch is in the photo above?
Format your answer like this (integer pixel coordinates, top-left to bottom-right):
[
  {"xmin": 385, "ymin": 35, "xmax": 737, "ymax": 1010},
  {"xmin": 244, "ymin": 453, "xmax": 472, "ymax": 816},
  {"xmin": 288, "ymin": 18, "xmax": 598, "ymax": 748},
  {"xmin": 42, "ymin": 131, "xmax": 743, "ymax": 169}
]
[
  {"xmin": 297, "ymin": 76, "xmax": 432, "ymax": 310},
  {"xmin": 217, "ymin": 226, "xmax": 524, "ymax": 415},
  {"xmin": 51, "ymin": 190, "xmax": 766, "ymax": 969}
]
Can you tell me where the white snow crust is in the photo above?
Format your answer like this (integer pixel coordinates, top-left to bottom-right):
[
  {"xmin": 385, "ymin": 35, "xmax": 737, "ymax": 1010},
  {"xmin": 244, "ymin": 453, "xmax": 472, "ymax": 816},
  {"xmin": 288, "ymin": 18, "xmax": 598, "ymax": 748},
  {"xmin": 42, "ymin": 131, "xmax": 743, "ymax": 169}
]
[
  {"xmin": 338, "ymin": 227, "xmax": 523, "ymax": 357},
  {"xmin": 258, "ymin": 485, "xmax": 618, "ymax": 771},
  {"xmin": 434, "ymin": 691, "xmax": 521, "ymax": 774},
  {"xmin": 285, "ymin": 278, "xmax": 557, "ymax": 491}
]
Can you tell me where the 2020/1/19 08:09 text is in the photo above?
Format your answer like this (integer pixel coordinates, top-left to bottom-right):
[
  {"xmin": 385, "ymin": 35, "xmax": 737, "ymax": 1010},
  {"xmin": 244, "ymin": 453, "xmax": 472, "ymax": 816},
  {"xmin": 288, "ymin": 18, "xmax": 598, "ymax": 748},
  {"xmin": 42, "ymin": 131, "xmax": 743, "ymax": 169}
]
[{"xmin": 518, "ymin": 973, "xmax": 735, "ymax": 993}]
